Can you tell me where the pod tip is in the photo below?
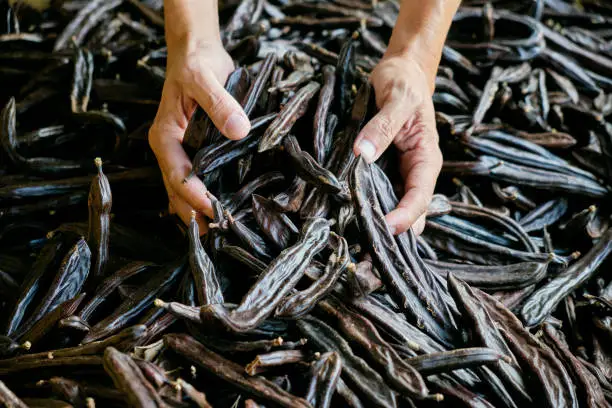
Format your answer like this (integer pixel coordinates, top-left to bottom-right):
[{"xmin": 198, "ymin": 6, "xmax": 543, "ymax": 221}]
[
  {"xmin": 154, "ymin": 299, "xmax": 167, "ymax": 308},
  {"xmin": 94, "ymin": 157, "xmax": 102, "ymax": 168},
  {"xmin": 502, "ymin": 355, "xmax": 513, "ymax": 364},
  {"xmin": 273, "ymin": 337, "xmax": 284, "ymax": 346}
]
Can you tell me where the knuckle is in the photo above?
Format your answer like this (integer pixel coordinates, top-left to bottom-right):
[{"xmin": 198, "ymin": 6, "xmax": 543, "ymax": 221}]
[{"xmin": 373, "ymin": 116, "xmax": 395, "ymax": 144}]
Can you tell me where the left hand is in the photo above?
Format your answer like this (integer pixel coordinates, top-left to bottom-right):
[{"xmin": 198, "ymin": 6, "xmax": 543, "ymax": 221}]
[{"xmin": 353, "ymin": 54, "xmax": 442, "ymax": 236}]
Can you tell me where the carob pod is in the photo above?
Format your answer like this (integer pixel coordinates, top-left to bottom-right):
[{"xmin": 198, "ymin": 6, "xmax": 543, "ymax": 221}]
[
  {"xmin": 3, "ymin": 232, "xmax": 65, "ymax": 336},
  {"xmin": 476, "ymin": 288, "xmax": 579, "ymax": 408},
  {"xmin": 70, "ymin": 47, "xmax": 94, "ymax": 114},
  {"xmin": 283, "ymin": 135, "xmax": 342, "ymax": 193},
  {"xmin": 78, "ymin": 261, "xmax": 154, "ymax": 322},
  {"xmin": 313, "ymin": 65, "xmax": 336, "ymax": 164},
  {"xmin": 87, "ymin": 158, "xmax": 111, "ymax": 286},
  {"xmin": 18, "ymin": 293, "xmax": 86, "ymax": 347},
  {"xmin": 188, "ymin": 211, "xmax": 224, "ymax": 306},
  {"xmin": 244, "ymin": 349, "xmax": 307, "ymax": 375},
  {"xmin": 251, "ymin": 194, "xmax": 299, "ymax": 250},
  {"xmin": 175, "ymin": 378, "xmax": 212, "ymax": 408},
  {"xmin": 520, "ymin": 227, "xmax": 612, "ymax": 326},
  {"xmin": 103, "ymin": 347, "xmax": 164, "ymax": 407},
  {"xmin": 541, "ymin": 323, "xmax": 608, "ymax": 408},
  {"xmin": 427, "ymin": 259, "xmax": 547, "ymax": 290},
  {"xmin": 224, "ymin": 171, "xmax": 285, "ymax": 213},
  {"xmin": 350, "ymin": 157, "xmax": 454, "ymax": 347},
  {"xmin": 201, "ymin": 218, "xmax": 330, "ymax": 332},
  {"xmin": 164, "ymin": 333, "xmax": 310, "ymax": 408},
  {"xmin": 259, "ymin": 81, "xmax": 321, "ymax": 152},
  {"xmin": 305, "ymin": 351, "xmax": 341, "ymax": 408},
  {"xmin": 297, "ymin": 316, "xmax": 398, "ymax": 408},
  {"xmin": 14, "ymin": 236, "xmax": 91, "ymax": 340},
  {"xmin": 316, "ymin": 296, "xmax": 431, "ymax": 400},
  {"xmin": 447, "ymin": 275, "xmax": 532, "ymax": 405},
  {"xmin": 0, "ymin": 380, "xmax": 27, "ymax": 408},
  {"xmin": 82, "ymin": 257, "xmax": 186, "ymax": 343},
  {"xmin": 275, "ymin": 234, "xmax": 349, "ymax": 319},
  {"xmin": 405, "ymin": 347, "xmax": 512, "ymax": 376},
  {"xmin": 39, "ymin": 377, "xmax": 87, "ymax": 407}
]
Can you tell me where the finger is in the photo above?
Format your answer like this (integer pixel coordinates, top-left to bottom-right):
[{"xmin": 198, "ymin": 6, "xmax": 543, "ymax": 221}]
[
  {"xmin": 169, "ymin": 193, "xmax": 209, "ymax": 235},
  {"xmin": 154, "ymin": 149, "xmax": 213, "ymax": 219},
  {"xmin": 385, "ymin": 142, "xmax": 442, "ymax": 235},
  {"xmin": 189, "ymin": 68, "xmax": 250, "ymax": 140},
  {"xmin": 353, "ymin": 92, "xmax": 412, "ymax": 163},
  {"xmin": 412, "ymin": 213, "xmax": 426, "ymax": 236}
]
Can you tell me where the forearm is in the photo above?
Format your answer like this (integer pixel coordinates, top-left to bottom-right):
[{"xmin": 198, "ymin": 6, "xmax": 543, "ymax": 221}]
[
  {"xmin": 164, "ymin": 0, "xmax": 221, "ymax": 50},
  {"xmin": 386, "ymin": 0, "xmax": 461, "ymax": 93}
]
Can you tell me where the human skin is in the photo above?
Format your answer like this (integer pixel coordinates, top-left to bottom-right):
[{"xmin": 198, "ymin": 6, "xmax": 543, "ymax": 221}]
[{"xmin": 148, "ymin": 0, "xmax": 461, "ymax": 234}]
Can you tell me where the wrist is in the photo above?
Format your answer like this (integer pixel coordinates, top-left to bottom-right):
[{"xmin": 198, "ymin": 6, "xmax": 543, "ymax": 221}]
[
  {"xmin": 164, "ymin": 0, "xmax": 221, "ymax": 53},
  {"xmin": 384, "ymin": 0, "xmax": 460, "ymax": 94}
]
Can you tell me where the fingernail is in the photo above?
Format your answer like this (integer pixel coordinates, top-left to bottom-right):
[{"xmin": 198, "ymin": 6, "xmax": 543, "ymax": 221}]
[
  {"xmin": 357, "ymin": 140, "xmax": 377, "ymax": 163},
  {"xmin": 388, "ymin": 224, "xmax": 397, "ymax": 235},
  {"xmin": 224, "ymin": 112, "xmax": 250, "ymax": 139}
]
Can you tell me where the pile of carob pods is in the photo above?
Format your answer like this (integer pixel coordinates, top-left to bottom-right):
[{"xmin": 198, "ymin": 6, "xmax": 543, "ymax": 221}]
[{"xmin": 1, "ymin": 0, "xmax": 612, "ymax": 407}]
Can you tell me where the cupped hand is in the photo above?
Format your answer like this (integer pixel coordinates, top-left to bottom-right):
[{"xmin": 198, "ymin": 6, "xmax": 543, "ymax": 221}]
[
  {"xmin": 148, "ymin": 40, "xmax": 251, "ymax": 231},
  {"xmin": 353, "ymin": 54, "xmax": 442, "ymax": 236}
]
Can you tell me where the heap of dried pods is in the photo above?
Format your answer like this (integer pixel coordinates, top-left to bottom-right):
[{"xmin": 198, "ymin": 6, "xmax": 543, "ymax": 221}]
[{"xmin": 0, "ymin": 0, "xmax": 612, "ymax": 407}]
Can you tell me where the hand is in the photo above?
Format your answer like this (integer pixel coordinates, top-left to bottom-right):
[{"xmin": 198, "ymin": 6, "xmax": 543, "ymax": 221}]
[
  {"xmin": 353, "ymin": 54, "xmax": 442, "ymax": 236},
  {"xmin": 148, "ymin": 39, "xmax": 251, "ymax": 232}
]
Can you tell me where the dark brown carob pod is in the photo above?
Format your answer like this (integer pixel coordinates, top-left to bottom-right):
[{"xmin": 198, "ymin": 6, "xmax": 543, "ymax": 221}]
[
  {"xmin": 87, "ymin": 157, "xmax": 111, "ymax": 285},
  {"xmin": 188, "ymin": 211, "xmax": 223, "ymax": 306},
  {"xmin": 201, "ymin": 218, "xmax": 330, "ymax": 332},
  {"xmin": 103, "ymin": 347, "xmax": 164, "ymax": 407},
  {"xmin": 164, "ymin": 333, "xmax": 311, "ymax": 408}
]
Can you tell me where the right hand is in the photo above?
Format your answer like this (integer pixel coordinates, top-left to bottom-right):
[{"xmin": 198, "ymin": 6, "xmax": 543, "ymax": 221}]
[{"xmin": 148, "ymin": 38, "xmax": 251, "ymax": 232}]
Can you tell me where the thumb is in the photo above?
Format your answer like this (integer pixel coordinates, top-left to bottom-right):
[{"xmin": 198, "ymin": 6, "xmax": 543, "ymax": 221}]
[
  {"xmin": 353, "ymin": 96, "xmax": 410, "ymax": 163},
  {"xmin": 190, "ymin": 68, "xmax": 251, "ymax": 141}
]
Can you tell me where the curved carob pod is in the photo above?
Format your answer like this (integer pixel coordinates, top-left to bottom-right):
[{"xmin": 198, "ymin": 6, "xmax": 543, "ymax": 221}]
[
  {"xmin": 201, "ymin": 218, "xmax": 329, "ymax": 332},
  {"xmin": 225, "ymin": 210, "xmax": 274, "ymax": 260},
  {"xmin": 297, "ymin": 316, "xmax": 398, "ymax": 408},
  {"xmin": 103, "ymin": 347, "xmax": 165, "ymax": 407},
  {"xmin": 350, "ymin": 157, "xmax": 454, "ymax": 346},
  {"xmin": 1, "ymin": 98, "xmax": 85, "ymax": 175},
  {"xmin": 305, "ymin": 351, "xmax": 341, "ymax": 408},
  {"xmin": 14, "ymin": 236, "xmax": 91, "ymax": 340},
  {"xmin": 224, "ymin": 171, "xmax": 285, "ymax": 213},
  {"xmin": 164, "ymin": 333, "xmax": 311, "ymax": 408},
  {"xmin": 77, "ymin": 261, "xmax": 155, "ymax": 322},
  {"xmin": 188, "ymin": 211, "xmax": 223, "ymax": 306},
  {"xmin": 87, "ymin": 158, "xmax": 111, "ymax": 286},
  {"xmin": 283, "ymin": 135, "xmax": 342, "ymax": 193},
  {"xmin": 18, "ymin": 293, "xmax": 86, "ymax": 348},
  {"xmin": 82, "ymin": 257, "xmax": 186, "ymax": 344},
  {"xmin": 242, "ymin": 53, "xmax": 278, "ymax": 117},
  {"xmin": 275, "ymin": 234, "xmax": 350, "ymax": 318},
  {"xmin": 251, "ymin": 194, "xmax": 299, "ymax": 250},
  {"xmin": 520, "ymin": 227, "xmax": 612, "ymax": 326}
]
